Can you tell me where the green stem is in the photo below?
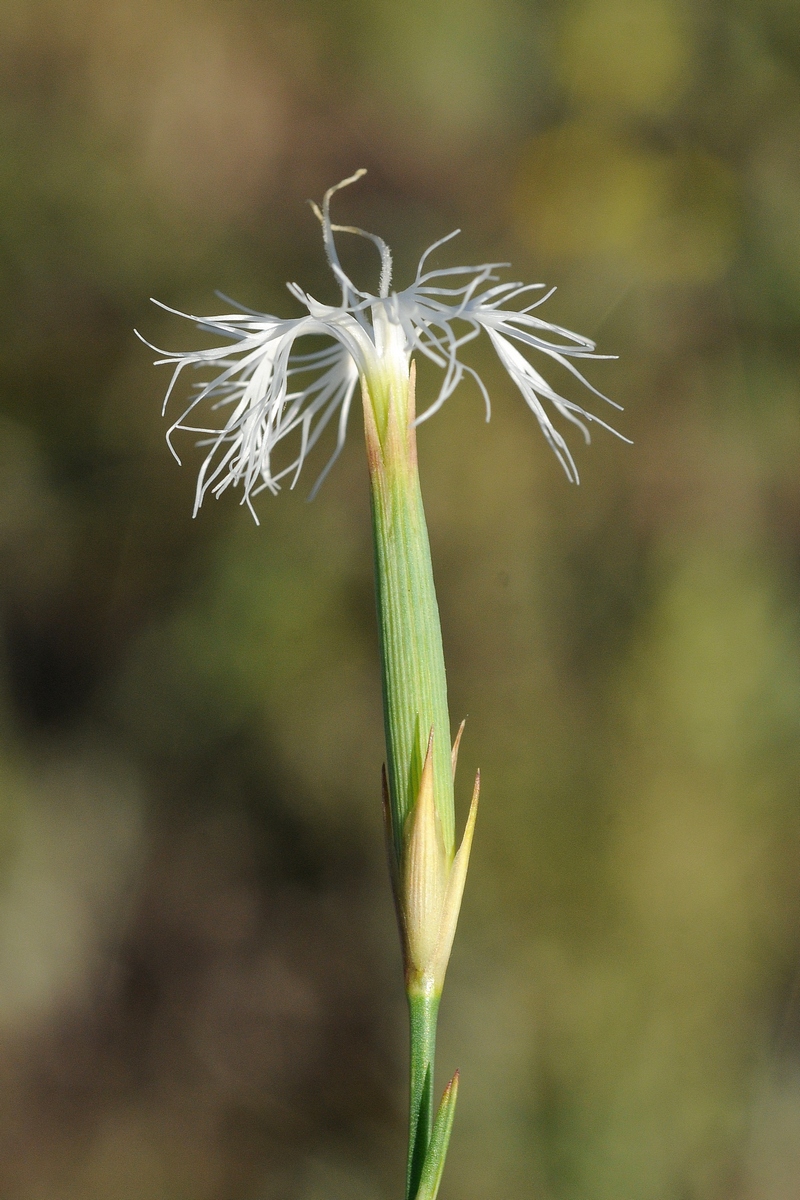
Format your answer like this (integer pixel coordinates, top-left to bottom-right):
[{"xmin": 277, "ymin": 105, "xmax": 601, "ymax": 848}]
[{"xmin": 407, "ymin": 991, "xmax": 440, "ymax": 1200}]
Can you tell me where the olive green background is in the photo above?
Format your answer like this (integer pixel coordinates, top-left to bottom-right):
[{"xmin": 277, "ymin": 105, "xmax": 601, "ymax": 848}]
[{"xmin": 0, "ymin": 1, "xmax": 799, "ymax": 1198}]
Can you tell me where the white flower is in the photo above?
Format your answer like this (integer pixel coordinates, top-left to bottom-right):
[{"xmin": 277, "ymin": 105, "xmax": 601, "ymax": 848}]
[{"xmin": 140, "ymin": 170, "xmax": 624, "ymax": 519}]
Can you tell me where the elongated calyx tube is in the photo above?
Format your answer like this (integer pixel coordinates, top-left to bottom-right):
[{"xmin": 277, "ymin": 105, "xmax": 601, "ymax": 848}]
[{"xmin": 361, "ymin": 330, "xmax": 479, "ymax": 988}]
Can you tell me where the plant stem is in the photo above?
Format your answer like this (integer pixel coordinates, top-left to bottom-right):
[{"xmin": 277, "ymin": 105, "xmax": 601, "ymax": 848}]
[{"xmin": 407, "ymin": 991, "xmax": 440, "ymax": 1200}]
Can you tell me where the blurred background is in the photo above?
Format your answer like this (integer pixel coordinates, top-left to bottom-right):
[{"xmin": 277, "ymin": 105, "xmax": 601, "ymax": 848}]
[{"xmin": 0, "ymin": 0, "xmax": 799, "ymax": 1197}]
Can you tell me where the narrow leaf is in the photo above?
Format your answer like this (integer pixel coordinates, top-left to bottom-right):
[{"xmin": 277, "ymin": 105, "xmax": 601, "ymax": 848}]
[{"xmin": 413, "ymin": 1070, "xmax": 459, "ymax": 1200}]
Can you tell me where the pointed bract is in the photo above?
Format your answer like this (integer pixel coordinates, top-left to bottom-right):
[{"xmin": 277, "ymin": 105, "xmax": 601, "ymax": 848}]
[
  {"xmin": 431, "ymin": 770, "xmax": 480, "ymax": 992},
  {"xmin": 396, "ymin": 729, "xmax": 480, "ymax": 996},
  {"xmin": 450, "ymin": 719, "xmax": 466, "ymax": 781},
  {"xmin": 403, "ymin": 731, "xmax": 449, "ymax": 979}
]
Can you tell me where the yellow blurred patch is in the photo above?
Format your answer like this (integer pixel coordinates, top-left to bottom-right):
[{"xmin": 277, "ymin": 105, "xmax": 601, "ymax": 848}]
[
  {"xmin": 513, "ymin": 122, "xmax": 739, "ymax": 283},
  {"xmin": 558, "ymin": 0, "xmax": 694, "ymax": 117}
]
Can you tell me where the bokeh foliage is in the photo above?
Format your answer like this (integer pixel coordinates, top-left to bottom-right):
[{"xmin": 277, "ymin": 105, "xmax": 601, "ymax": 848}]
[{"xmin": 0, "ymin": 1, "xmax": 799, "ymax": 1198}]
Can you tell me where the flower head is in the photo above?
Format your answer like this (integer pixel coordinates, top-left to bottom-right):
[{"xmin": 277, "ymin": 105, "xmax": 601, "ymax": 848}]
[{"xmin": 140, "ymin": 170, "xmax": 624, "ymax": 519}]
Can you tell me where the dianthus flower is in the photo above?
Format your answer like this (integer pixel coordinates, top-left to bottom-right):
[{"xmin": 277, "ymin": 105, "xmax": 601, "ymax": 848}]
[
  {"xmin": 142, "ymin": 171, "xmax": 627, "ymax": 1200},
  {"xmin": 141, "ymin": 170, "xmax": 623, "ymax": 520}
]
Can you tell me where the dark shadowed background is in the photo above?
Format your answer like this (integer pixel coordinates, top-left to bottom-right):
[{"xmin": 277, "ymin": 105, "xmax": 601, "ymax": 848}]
[{"xmin": 1, "ymin": 1, "xmax": 799, "ymax": 1197}]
